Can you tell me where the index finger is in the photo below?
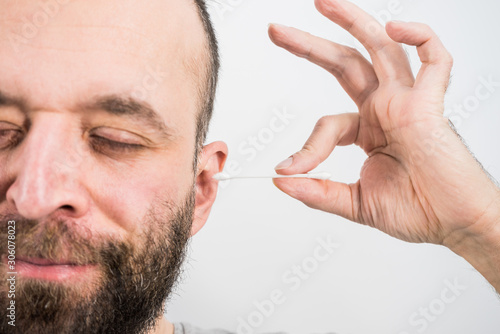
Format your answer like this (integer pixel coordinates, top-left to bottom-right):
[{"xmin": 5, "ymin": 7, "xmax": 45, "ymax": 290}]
[{"xmin": 315, "ymin": 0, "xmax": 414, "ymax": 86}]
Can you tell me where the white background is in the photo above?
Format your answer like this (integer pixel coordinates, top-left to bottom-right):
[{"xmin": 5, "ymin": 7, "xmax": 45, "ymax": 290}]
[{"xmin": 168, "ymin": 0, "xmax": 500, "ymax": 333}]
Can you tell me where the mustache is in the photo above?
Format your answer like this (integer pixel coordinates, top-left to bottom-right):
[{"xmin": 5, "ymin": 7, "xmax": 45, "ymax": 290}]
[{"xmin": 0, "ymin": 214, "xmax": 128, "ymax": 266}]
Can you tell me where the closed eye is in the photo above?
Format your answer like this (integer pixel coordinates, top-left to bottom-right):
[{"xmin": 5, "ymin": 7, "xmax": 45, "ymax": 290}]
[
  {"xmin": 89, "ymin": 135, "xmax": 145, "ymax": 154},
  {"xmin": 0, "ymin": 128, "xmax": 23, "ymax": 150}
]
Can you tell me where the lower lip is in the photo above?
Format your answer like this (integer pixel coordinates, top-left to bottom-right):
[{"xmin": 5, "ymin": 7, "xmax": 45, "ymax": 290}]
[{"xmin": 12, "ymin": 259, "xmax": 96, "ymax": 281}]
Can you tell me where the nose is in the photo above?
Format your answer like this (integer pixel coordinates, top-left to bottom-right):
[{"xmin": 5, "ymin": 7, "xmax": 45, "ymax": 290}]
[{"xmin": 5, "ymin": 114, "xmax": 90, "ymax": 220}]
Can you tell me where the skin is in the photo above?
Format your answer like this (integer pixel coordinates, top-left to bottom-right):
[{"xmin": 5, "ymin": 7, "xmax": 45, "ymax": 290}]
[
  {"xmin": 0, "ymin": 0, "xmax": 227, "ymax": 333},
  {"xmin": 270, "ymin": 0, "xmax": 500, "ymax": 292},
  {"xmin": 0, "ymin": 0, "xmax": 497, "ymax": 332}
]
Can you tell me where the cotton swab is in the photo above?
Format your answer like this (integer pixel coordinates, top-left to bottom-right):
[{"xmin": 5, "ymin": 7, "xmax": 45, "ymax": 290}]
[{"xmin": 213, "ymin": 172, "xmax": 332, "ymax": 181}]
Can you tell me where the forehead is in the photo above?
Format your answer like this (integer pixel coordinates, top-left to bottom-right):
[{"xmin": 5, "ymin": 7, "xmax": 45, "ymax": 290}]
[{"xmin": 0, "ymin": 0, "xmax": 206, "ymax": 119}]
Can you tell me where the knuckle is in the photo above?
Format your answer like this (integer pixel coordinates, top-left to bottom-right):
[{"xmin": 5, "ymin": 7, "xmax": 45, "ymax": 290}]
[
  {"xmin": 315, "ymin": 115, "xmax": 335, "ymax": 129},
  {"xmin": 419, "ymin": 23, "xmax": 433, "ymax": 34},
  {"xmin": 304, "ymin": 43, "xmax": 314, "ymax": 60},
  {"xmin": 301, "ymin": 143, "xmax": 317, "ymax": 157},
  {"xmin": 443, "ymin": 52, "xmax": 454, "ymax": 67},
  {"xmin": 301, "ymin": 144, "xmax": 324, "ymax": 164},
  {"xmin": 434, "ymin": 51, "xmax": 453, "ymax": 70},
  {"xmin": 345, "ymin": 46, "xmax": 362, "ymax": 57}
]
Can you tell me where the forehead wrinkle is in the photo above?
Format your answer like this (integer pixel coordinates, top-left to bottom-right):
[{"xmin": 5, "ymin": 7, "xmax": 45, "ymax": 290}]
[{"xmin": 2, "ymin": 24, "xmax": 159, "ymax": 60}]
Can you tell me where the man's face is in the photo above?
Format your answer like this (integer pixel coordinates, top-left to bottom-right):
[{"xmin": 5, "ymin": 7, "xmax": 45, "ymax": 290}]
[{"xmin": 0, "ymin": 0, "xmax": 224, "ymax": 333}]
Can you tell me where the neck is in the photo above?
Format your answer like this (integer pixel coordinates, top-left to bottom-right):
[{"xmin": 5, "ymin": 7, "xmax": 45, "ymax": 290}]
[{"xmin": 148, "ymin": 316, "xmax": 174, "ymax": 334}]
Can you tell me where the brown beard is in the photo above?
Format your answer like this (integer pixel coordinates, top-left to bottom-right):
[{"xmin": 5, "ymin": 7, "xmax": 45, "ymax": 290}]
[{"xmin": 0, "ymin": 190, "xmax": 194, "ymax": 334}]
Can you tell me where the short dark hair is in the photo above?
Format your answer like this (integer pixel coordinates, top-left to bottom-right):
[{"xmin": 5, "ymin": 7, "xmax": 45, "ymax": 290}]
[{"xmin": 192, "ymin": 0, "xmax": 220, "ymax": 170}]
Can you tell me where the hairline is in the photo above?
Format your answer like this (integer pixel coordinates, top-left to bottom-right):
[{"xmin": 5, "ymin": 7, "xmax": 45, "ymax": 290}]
[{"xmin": 190, "ymin": 0, "xmax": 220, "ymax": 173}]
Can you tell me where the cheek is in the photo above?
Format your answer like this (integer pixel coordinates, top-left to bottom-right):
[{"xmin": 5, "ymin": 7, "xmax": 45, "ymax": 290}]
[{"xmin": 86, "ymin": 151, "xmax": 194, "ymax": 234}]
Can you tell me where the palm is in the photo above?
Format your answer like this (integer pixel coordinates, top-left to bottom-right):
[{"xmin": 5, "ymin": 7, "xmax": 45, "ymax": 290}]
[{"xmin": 354, "ymin": 90, "xmax": 444, "ymax": 243}]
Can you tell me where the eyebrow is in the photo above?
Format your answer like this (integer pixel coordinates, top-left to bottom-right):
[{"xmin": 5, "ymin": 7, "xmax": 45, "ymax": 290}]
[
  {"xmin": 81, "ymin": 94, "xmax": 174, "ymax": 140},
  {"xmin": 0, "ymin": 90, "xmax": 173, "ymax": 140},
  {"xmin": 0, "ymin": 91, "xmax": 27, "ymax": 111}
]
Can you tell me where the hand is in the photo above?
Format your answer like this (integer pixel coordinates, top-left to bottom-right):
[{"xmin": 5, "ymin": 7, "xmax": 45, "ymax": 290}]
[{"xmin": 268, "ymin": 0, "xmax": 500, "ymax": 247}]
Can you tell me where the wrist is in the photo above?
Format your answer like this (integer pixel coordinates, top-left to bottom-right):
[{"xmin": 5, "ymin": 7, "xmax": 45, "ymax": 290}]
[{"xmin": 444, "ymin": 193, "xmax": 500, "ymax": 291}]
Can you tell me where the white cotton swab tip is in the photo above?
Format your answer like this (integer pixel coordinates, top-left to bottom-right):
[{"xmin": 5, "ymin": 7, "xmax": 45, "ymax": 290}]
[{"xmin": 213, "ymin": 172, "xmax": 332, "ymax": 181}]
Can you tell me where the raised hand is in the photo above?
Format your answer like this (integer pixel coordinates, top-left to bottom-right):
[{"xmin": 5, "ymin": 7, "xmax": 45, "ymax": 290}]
[{"xmin": 268, "ymin": 0, "xmax": 500, "ymax": 251}]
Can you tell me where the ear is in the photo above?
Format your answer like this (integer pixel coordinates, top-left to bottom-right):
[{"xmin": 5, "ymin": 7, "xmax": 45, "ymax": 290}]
[{"xmin": 191, "ymin": 141, "xmax": 228, "ymax": 236}]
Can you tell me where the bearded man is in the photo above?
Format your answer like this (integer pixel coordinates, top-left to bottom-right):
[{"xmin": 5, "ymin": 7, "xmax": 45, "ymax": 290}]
[{"xmin": 0, "ymin": 0, "xmax": 499, "ymax": 333}]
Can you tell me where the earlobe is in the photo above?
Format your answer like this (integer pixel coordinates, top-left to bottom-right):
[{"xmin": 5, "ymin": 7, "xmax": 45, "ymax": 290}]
[{"xmin": 191, "ymin": 141, "xmax": 228, "ymax": 236}]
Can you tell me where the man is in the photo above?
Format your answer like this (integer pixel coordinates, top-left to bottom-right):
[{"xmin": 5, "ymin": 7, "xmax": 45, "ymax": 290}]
[
  {"xmin": 0, "ymin": 1, "xmax": 498, "ymax": 334},
  {"xmin": 0, "ymin": 0, "xmax": 226, "ymax": 333}
]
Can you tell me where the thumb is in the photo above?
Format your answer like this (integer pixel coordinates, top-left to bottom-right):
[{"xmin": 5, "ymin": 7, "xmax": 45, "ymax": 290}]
[{"xmin": 272, "ymin": 176, "xmax": 359, "ymax": 221}]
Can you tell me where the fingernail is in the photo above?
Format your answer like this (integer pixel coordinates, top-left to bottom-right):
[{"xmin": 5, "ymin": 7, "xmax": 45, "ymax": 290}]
[{"xmin": 275, "ymin": 156, "xmax": 294, "ymax": 170}]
